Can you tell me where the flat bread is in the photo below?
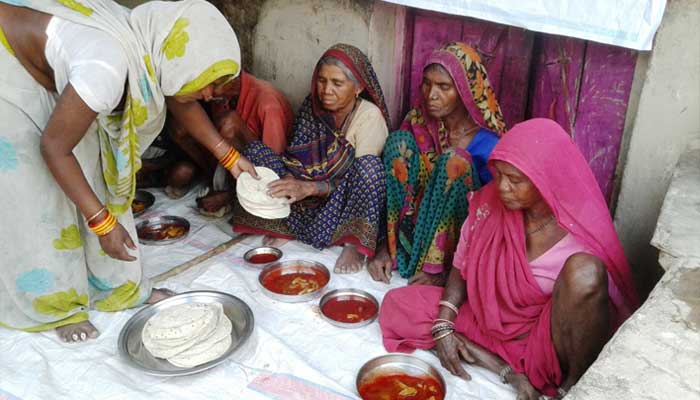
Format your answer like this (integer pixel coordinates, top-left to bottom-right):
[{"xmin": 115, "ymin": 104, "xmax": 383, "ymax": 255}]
[
  {"xmin": 236, "ymin": 167, "xmax": 291, "ymax": 219},
  {"xmin": 142, "ymin": 302, "xmax": 233, "ymax": 367}
]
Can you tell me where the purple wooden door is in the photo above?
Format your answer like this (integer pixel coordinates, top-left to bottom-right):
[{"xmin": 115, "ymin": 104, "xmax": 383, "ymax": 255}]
[{"xmin": 404, "ymin": 10, "xmax": 637, "ymax": 203}]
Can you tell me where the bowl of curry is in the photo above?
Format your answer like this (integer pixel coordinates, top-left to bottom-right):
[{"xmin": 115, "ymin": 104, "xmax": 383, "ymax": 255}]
[
  {"xmin": 356, "ymin": 354, "xmax": 446, "ymax": 400},
  {"xmin": 136, "ymin": 215, "xmax": 190, "ymax": 245},
  {"xmin": 319, "ymin": 288, "xmax": 378, "ymax": 328},
  {"xmin": 243, "ymin": 246, "xmax": 283, "ymax": 268},
  {"xmin": 132, "ymin": 190, "xmax": 155, "ymax": 217},
  {"xmin": 258, "ymin": 260, "xmax": 330, "ymax": 303}
]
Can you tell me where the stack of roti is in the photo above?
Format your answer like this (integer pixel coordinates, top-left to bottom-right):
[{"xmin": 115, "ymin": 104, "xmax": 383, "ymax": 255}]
[
  {"xmin": 236, "ymin": 167, "xmax": 291, "ymax": 219},
  {"xmin": 142, "ymin": 302, "xmax": 232, "ymax": 368}
]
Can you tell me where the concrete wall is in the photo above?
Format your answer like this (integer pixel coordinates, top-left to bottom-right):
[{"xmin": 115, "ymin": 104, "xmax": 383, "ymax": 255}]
[
  {"xmin": 250, "ymin": 0, "xmax": 402, "ymax": 123},
  {"xmin": 613, "ymin": 0, "xmax": 700, "ymax": 297}
]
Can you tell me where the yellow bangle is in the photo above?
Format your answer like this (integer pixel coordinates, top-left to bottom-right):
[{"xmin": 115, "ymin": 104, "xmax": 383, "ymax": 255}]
[
  {"xmin": 90, "ymin": 213, "xmax": 117, "ymax": 236},
  {"xmin": 220, "ymin": 147, "xmax": 240, "ymax": 170}
]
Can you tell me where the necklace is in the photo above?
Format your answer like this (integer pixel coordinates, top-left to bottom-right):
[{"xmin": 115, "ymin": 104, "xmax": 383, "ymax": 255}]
[{"xmin": 526, "ymin": 215, "xmax": 555, "ymax": 236}]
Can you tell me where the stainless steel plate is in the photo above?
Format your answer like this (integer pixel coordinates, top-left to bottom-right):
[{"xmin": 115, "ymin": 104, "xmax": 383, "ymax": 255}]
[
  {"xmin": 243, "ymin": 246, "xmax": 283, "ymax": 268},
  {"xmin": 319, "ymin": 288, "xmax": 379, "ymax": 329},
  {"xmin": 118, "ymin": 290, "xmax": 254, "ymax": 377},
  {"xmin": 356, "ymin": 353, "xmax": 446, "ymax": 399},
  {"xmin": 258, "ymin": 260, "xmax": 330, "ymax": 303},
  {"xmin": 132, "ymin": 190, "xmax": 155, "ymax": 217},
  {"xmin": 136, "ymin": 215, "xmax": 190, "ymax": 246}
]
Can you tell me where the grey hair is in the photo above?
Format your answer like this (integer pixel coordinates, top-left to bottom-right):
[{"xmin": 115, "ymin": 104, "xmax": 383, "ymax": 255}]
[{"xmin": 317, "ymin": 56, "xmax": 361, "ymax": 88}]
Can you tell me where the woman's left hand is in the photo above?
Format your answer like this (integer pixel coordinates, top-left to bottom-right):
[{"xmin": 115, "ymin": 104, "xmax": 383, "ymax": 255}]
[
  {"xmin": 267, "ymin": 178, "xmax": 315, "ymax": 203},
  {"xmin": 229, "ymin": 155, "xmax": 259, "ymax": 179}
]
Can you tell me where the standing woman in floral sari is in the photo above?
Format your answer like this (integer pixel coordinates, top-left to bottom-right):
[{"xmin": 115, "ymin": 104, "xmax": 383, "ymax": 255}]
[
  {"xmin": 369, "ymin": 42, "xmax": 507, "ymax": 286},
  {"xmin": 233, "ymin": 43, "xmax": 390, "ymax": 273},
  {"xmin": 0, "ymin": 0, "xmax": 256, "ymax": 342}
]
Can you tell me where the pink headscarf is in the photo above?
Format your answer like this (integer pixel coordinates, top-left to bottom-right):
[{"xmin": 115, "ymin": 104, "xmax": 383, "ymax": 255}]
[{"xmin": 456, "ymin": 118, "xmax": 638, "ymax": 394}]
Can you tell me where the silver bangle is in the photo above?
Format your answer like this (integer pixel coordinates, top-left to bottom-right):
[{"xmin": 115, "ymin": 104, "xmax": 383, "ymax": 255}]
[
  {"xmin": 499, "ymin": 365, "xmax": 513, "ymax": 384},
  {"xmin": 438, "ymin": 300, "xmax": 459, "ymax": 314}
]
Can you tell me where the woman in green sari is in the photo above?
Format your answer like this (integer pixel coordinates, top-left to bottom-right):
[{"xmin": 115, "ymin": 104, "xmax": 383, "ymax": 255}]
[
  {"xmin": 0, "ymin": 0, "xmax": 256, "ymax": 342},
  {"xmin": 368, "ymin": 42, "xmax": 507, "ymax": 286}
]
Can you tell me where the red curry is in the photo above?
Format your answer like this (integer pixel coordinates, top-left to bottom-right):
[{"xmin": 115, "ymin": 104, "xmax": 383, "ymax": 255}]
[
  {"xmin": 358, "ymin": 374, "xmax": 444, "ymax": 400},
  {"xmin": 262, "ymin": 268, "xmax": 328, "ymax": 295},
  {"xmin": 138, "ymin": 224, "xmax": 186, "ymax": 241},
  {"xmin": 248, "ymin": 253, "xmax": 280, "ymax": 264},
  {"xmin": 321, "ymin": 295, "xmax": 377, "ymax": 323}
]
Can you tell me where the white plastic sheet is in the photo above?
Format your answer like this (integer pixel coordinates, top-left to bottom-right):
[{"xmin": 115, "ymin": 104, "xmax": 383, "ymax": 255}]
[
  {"xmin": 0, "ymin": 188, "xmax": 516, "ymax": 400},
  {"xmin": 381, "ymin": 0, "xmax": 667, "ymax": 50}
]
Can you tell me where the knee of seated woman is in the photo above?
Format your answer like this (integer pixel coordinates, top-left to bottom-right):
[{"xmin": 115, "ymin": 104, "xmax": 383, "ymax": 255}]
[
  {"xmin": 355, "ymin": 155, "xmax": 385, "ymax": 181},
  {"xmin": 559, "ymin": 253, "xmax": 608, "ymax": 298}
]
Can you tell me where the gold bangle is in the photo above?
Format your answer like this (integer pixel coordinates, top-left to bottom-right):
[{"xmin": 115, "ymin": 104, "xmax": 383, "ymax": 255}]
[
  {"xmin": 213, "ymin": 138, "xmax": 226, "ymax": 150},
  {"xmin": 86, "ymin": 206, "xmax": 106, "ymax": 224}
]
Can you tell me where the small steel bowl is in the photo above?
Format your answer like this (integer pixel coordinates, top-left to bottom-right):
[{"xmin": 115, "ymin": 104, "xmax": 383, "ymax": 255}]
[
  {"xmin": 356, "ymin": 354, "xmax": 446, "ymax": 400},
  {"xmin": 132, "ymin": 190, "xmax": 155, "ymax": 217},
  {"xmin": 319, "ymin": 288, "xmax": 379, "ymax": 329},
  {"xmin": 258, "ymin": 260, "xmax": 330, "ymax": 303},
  {"xmin": 136, "ymin": 215, "xmax": 190, "ymax": 246},
  {"xmin": 243, "ymin": 246, "xmax": 283, "ymax": 268}
]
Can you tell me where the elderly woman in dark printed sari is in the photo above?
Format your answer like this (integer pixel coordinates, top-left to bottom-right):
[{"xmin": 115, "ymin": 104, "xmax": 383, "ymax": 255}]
[{"xmin": 233, "ymin": 43, "xmax": 390, "ymax": 273}]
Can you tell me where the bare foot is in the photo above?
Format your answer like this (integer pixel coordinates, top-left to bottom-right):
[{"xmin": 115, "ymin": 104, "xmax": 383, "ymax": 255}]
[
  {"xmin": 196, "ymin": 190, "xmax": 233, "ymax": 214},
  {"xmin": 508, "ymin": 373, "xmax": 541, "ymax": 400},
  {"xmin": 368, "ymin": 241, "xmax": 392, "ymax": 283},
  {"xmin": 56, "ymin": 320, "xmax": 99, "ymax": 343},
  {"xmin": 262, "ymin": 236, "xmax": 290, "ymax": 248},
  {"xmin": 334, "ymin": 244, "xmax": 366, "ymax": 274},
  {"xmin": 145, "ymin": 288, "xmax": 177, "ymax": 304},
  {"xmin": 164, "ymin": 185, "xmax": 189, "ymax": 199}
]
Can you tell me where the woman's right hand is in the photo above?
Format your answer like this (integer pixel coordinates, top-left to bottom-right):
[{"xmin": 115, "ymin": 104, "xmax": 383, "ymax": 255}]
[
  {"xmin": 435, "ymin": 331, "xmax": 476, "ymax": 381},
  {"xmin": 229, "ymin": 155, "xmax": 259, "ymax": 179},
  {"xmin": 98, "ymin": 223, "xmax": 138, "ymax": 261}
]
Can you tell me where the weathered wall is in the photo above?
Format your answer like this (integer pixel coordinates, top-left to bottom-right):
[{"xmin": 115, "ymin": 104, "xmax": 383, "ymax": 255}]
[
  {"xmin": 251, "ymin": 0, "xmax": 371, "ymax": 110},
  {"xmin": 209, "ymin": 0, "xmax": 264, "ymax": 72},
  {"xmin": 613, "ymin": 0, "xmax": 700, "ymax": 297}
]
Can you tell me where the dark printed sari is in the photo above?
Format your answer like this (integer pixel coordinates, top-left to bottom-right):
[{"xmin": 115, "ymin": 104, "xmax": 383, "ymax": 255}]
[{"xmin": 233, "ymin": 44, "xmax": 389, "ymax": 257}]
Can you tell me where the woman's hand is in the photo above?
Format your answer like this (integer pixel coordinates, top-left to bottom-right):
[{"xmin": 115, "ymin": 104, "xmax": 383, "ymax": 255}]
[
  {"xmin": 267, "ymin": 178, "xmax": 315, "ymax": 203},
  {"xmin": 98, "ymin": 223, "xmax": 137, "ymax": 261},
  {"xmin": 229, "ymin": 155, "xmax": 259, "ymax": 179},
  {"xmin": 435, "ymin": 332, "xmax": 476, "ymax": 381}
]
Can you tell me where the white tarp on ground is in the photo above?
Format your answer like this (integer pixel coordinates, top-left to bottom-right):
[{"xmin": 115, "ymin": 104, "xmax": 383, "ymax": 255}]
[
  {"xmin": 381, "ymin": 0, "xmax": 667, "ymax": 50},
  {"xmin": 0, "ymin": 187, "xmax": 516, "ymax": 400}
]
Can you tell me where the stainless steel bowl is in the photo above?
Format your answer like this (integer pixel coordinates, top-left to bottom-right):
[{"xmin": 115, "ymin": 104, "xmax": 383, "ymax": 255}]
[
  {"xmin": 136, "ymin": 215, "xmax": 190, "ymax": 246},
  {"xmin": 243, "ymin": 246, "xmax": 283, "ymax": 268},
  {"xmin": 258, "ymin": 260, "xmax": 330, "ymax": 303},
  {"xmin": 117, "ymin": 290, "xmax": 255, "ymax": 376},
  {"xmin": 132, "ymin": 190, "xmax": 155, "ymax": 217},
  {"xmin": 356, "ymin": 353, "xmax": 446, "ymax": 399},
  {"xmin": 319, "ymin": 288, "xmax": 379, "ymax": 329}
]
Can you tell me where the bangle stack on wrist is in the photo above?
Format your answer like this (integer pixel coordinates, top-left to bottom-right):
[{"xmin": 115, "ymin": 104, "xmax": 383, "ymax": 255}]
[
  {"xmin": 87, "ymin": 207, "xmax": 117, "ymax": 236},
  {"xmin": 219, "ymin": 147, "xmax": 240, "ymax": 170},
  {"xmin": 431, "ymin": 318, "xmax": 455, "ymax": 342}
]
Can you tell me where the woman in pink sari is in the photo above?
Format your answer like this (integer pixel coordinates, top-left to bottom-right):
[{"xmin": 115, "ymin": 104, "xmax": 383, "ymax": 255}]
[{"xmin": 379, "ymin": 118, "xmax": 639, "ymax": 399}]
